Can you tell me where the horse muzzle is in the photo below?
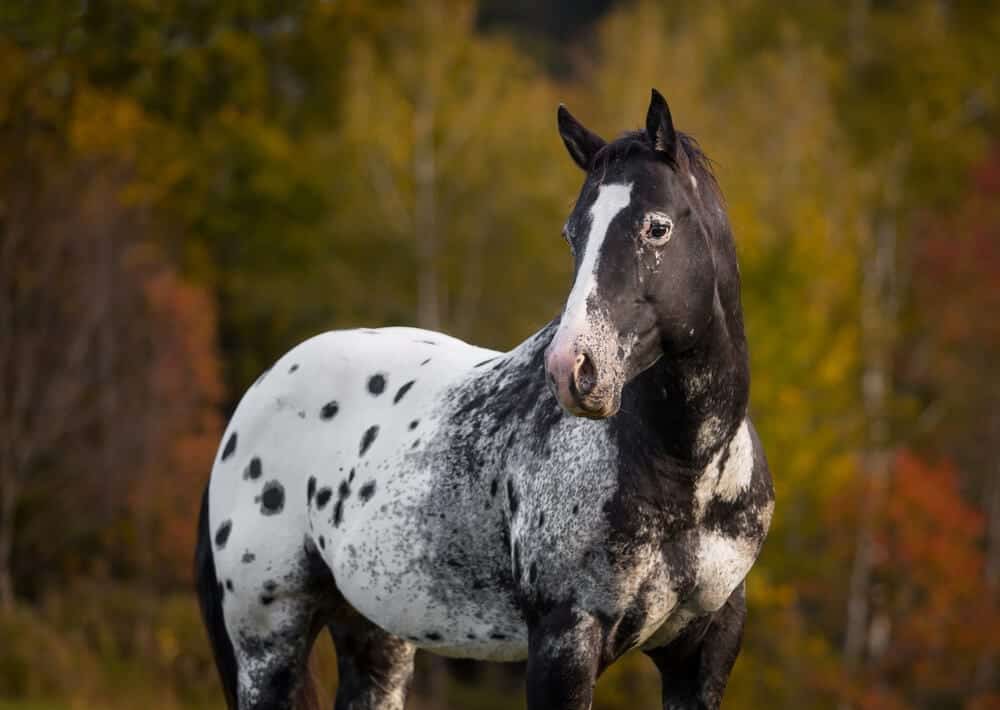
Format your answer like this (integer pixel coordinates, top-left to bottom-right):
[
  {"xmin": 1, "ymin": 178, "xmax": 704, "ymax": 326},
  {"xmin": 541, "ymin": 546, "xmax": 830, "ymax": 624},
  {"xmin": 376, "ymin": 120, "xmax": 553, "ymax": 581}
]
[{"xmin": 544, "ymin": 343, "xmax": 620, "ymax": 419}]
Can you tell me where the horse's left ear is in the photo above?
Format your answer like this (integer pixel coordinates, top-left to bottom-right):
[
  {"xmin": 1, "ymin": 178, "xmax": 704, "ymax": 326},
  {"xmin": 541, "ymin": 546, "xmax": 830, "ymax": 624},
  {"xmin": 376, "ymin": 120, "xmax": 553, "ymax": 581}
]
[{"xmin": 646, "ymin": 89, "xmax": 677, "ymax": 162}]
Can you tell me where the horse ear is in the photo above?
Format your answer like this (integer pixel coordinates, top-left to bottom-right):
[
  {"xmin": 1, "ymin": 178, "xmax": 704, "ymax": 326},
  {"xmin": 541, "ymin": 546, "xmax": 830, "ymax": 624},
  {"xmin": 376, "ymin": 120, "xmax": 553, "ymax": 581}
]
[
  {"xmin": 646, "ymin": 89, "xmax": 677, "ymax": 162},
  {"xmin": 557, "ymin": 104, "xmax": 606, "ymax": 171}
]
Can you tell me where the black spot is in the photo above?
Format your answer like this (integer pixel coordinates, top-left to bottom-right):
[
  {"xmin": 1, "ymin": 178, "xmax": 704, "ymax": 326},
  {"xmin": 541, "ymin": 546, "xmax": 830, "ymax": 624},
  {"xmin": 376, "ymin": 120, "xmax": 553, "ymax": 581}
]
[
  {"xmin": 348, "ymin": 468, "xmax": 356, "ymax": 482},
  {"xmin": 490, "ymin": 478, "xmax": 498, "ymax": 497},
  {"xmin": 242, "ymin": 551, "xmax": 255, "ymax": 564},
  {"xmin": 359, "ymin": 425, "xmax": 379, "ymax": 456},
  {"xmin": 425, "ymin": 632, "xmax": 442, "ymax": 641},
  {"xmin": 467, "ymin": 633, "xmax": 477, "ymax": 640},
  {"xmin": 418, "ymin": 339, "xmax": 437, "ymax": 346},
  {"xmin": 338, "ymin": 480, "xmax": 351, "ymax": 499},
  {"xmin": 307, "ymin": 476, "xmax": 317, "ymax": 504},
  {"xmin": 298, "ymin": 410, "xmax": 306, "ymax": 418},
  {"xmin": 411, "ymin": 439, "xmax": 420, "ymax": 448},
  {"xmin": 318, "ymin": 535, "xmax": 325, "ymax": 549},
  {"xmin": 507, "ymin": 480, "xmax": 519, "ymax": 515},
  {"xmin": 359, "ymin": 481, "xmax": 376, "ymax": 503},
  {"xmin": 258, "ymin": 481, "xmax": 285, "ymax": 515},
  {"xmin": 490, "ymin": 632, "xmax": 508, "ymax": 640},
  {"xmin": 393, "ymin": 380, "xmax": 416, "ymax": 404},
  {"xmin": 263, "ymin": 580, "xmax": 278, "ymax": 593},
  {"xmin": 320, "ymin": 401, "xmax": 339, "ymax": 420},
  {"xmin": 474, "ymin": 358, "xmax": 496, "ymax": 368},
  {"xmin": 289, "ymin": 363, "xmax": 299, "ymax": 373},
  {"xmin": 215, "ymin": 520, "xmax": 232, "ymax": 549},
  {"xmin": 538, "ymin": 512, "xmax": 545, "ymax": 528},
  {"xmin": 409, "ymin": 420, "xmax": 419, "ymax": 430},
  {"xmin": 333, "ymin": 500, "xmax": 344, "ymax": 527},
  {"xmin": 529, "ymin": 562, "xmax": 538, "ymax": 583},
  {"xmin": 316, "ymin": 487, "xmax": 332, "ymax": 509},
  {"xmin": 244, "ymin": 456, "xmax": 262, "ymax": 480},
  {"xmin": 225, "ymin": 579, "xmax": 234, "ymax": 592},
  {"xmin": 572, "ymin": 504, "xmax": 579, "ymax": 515},
  {"xmin": 420, "ymin": 358, "xmax": 431, "ymax": 366},
  {"xmin": 260, "ymin": 595, "xmax": 275, "ymax": 605},
  {"xmin": 221, "ymin": 432, "xmax": 237, "ymax": 461},
  {"xmin": 367, "ymin": 374, "xmax": 386, "ymax": 395}
]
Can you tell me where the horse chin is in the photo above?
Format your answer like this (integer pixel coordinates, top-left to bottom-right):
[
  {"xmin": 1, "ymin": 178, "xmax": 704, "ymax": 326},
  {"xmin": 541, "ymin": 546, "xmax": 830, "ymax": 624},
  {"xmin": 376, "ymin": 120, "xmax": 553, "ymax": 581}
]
[
  {"xmin": 577, "ymin": 404, "xmax": 618, "ymax": 420},
  {"xmin": 559, "ymin": 392, "xmax": 620, "ymax": 420}
]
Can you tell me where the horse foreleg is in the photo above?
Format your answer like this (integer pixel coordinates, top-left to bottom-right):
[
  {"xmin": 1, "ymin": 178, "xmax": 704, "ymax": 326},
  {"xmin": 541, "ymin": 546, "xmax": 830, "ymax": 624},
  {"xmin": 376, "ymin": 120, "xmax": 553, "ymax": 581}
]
[
  {"xmin": 525, "ymin": 607, "xmax": 603, "ymax": 710},
  {"xmin": 644, "ymin": 582, "xmax": 747, "ymax": 710}
]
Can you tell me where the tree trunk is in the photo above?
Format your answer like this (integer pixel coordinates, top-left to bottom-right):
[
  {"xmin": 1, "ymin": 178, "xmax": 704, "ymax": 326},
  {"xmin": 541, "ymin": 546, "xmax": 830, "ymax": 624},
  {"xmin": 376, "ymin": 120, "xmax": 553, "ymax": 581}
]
[
  {"xmin": 413, "ymin": 66, "xmax": 440, "ymax": 331},
  {"xmin": 975, "ymin": 411, "xmax": 1000, "ymax": 692},
  {"xmin": 0, "ymin": 457, "xmax": 15, "ymax": 610},
  {"xmin": 843, "ymin": 209, "xmax": 896, "ymax": 666},
  {"xmin": 842, "ymin": 137, "xmax": 905, "ymax": 704}
]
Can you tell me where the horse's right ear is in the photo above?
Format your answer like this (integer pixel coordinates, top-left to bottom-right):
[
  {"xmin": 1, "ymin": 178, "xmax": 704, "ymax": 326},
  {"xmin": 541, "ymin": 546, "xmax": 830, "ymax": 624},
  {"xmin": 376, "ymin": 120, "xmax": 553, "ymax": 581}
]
[{"xmin": 557, "ymin": 104, "xmax": 606, "ymax": 171}]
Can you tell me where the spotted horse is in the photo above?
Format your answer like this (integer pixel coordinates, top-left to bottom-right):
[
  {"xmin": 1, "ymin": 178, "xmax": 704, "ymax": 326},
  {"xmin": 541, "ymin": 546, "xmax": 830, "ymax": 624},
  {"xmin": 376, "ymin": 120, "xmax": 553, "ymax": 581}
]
[{"xmin": 195, "ymin": 89, "xmax": 774, "ymax": 710}]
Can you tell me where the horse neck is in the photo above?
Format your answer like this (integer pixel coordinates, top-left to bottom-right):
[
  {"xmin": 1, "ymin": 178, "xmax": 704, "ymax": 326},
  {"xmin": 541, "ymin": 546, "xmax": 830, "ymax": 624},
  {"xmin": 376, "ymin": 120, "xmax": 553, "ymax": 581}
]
[{"xmin": 616, "ymin": 294, "xmax": 750, "ymax": 471}]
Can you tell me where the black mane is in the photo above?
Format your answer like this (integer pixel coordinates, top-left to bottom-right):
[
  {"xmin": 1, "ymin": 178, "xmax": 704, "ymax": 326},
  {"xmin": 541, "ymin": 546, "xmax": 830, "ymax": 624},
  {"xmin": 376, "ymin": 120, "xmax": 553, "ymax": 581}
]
[
  {"xmin": 588, "ymin": 129, "xmax": 729, "ymax": 249},
  {"xmin": 594, "ymin": 130, "xmax": 722, "ymax": 203}
]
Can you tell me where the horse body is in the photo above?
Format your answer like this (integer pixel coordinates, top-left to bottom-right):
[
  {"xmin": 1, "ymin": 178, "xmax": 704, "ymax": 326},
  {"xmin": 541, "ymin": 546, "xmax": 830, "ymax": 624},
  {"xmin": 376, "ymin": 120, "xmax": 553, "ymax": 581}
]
[{"xmin": 198, "ymin": 90, "xmax": 775, "ymax": 710}]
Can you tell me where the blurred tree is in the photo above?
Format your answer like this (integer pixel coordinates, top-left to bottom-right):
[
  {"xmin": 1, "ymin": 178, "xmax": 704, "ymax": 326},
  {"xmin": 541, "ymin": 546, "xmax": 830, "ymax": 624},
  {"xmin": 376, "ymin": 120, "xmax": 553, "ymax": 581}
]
[
  {"xmin": 904, "ymin": 147, "xmax": 1000, "ymax": 701},
  {"xmin": 0, "ymin": 39, "xmax": 223, "ymax": 602},
  {"xmin": 326, "ymin": 0, "xmax": 575, "ymax": 345}
]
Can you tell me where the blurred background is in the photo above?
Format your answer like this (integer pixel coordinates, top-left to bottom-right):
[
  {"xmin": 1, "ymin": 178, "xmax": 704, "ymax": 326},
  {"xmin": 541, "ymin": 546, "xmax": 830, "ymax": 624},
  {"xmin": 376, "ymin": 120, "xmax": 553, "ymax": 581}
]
[{"xmin": 1, "ymin": 1, "xmax": 998, "ymax": 708}]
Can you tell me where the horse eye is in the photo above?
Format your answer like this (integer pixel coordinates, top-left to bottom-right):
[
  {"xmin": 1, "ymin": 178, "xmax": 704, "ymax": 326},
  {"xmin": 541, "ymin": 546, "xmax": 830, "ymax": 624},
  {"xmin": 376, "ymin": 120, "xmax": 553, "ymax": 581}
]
[{"xmin": 643, "ymin": 215, "xmax": 673, "ymax": 245}]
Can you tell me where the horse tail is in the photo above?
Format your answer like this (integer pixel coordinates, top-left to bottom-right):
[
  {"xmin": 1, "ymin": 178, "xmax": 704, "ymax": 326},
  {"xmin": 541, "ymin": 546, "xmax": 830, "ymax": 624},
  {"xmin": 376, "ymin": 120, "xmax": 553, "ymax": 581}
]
[{"xmin": 195, "ymin": 484, "xmax": 239, "ymax": 709}]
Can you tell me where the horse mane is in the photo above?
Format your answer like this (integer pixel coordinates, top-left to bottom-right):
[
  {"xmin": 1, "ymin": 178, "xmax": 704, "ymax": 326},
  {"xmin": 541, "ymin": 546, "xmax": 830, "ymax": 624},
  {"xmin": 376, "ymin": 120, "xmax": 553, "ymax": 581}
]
[
  {"xmin": 589, "ymin": 128, "xmax": 728, "ymax": 246},
  {"xmin": 594, "ymin": 129, "xmax": 723, "ymax": 206}
]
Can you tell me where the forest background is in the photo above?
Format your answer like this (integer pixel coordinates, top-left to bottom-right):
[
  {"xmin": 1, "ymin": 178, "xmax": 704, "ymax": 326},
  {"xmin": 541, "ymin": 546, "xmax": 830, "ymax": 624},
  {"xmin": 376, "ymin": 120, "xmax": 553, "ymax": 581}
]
[{"xmin": 1, "ymin": 1, "xmax": 999, "ymax": 708}]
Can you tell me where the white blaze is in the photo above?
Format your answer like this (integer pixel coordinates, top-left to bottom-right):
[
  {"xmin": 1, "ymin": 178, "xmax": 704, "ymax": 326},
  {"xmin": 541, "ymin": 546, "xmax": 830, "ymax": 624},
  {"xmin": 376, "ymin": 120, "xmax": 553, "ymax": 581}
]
[{"xmin": 556, "ymin": 182, "xmax": 633, "ymax": 340}]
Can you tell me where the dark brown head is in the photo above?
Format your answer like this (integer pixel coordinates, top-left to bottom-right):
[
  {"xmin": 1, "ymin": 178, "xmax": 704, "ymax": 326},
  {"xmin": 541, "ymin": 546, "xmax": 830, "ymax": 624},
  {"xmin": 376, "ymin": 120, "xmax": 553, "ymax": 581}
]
[{"xmin": 545, "ymin": 90, "xmax": 729, "ymax": 418}]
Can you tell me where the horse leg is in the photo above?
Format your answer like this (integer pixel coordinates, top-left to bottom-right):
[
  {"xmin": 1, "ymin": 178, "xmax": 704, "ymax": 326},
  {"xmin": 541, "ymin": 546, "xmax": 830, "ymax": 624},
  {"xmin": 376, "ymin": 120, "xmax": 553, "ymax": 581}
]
[
  {"xmin": 525, "ymin": 607, "xmax": 603, "ymax": 710},
  {"xmin": 644, "ymin": 582, "xmax": 747, "ymax": 710},
  {"xmin": 219, "ymin": 536, "xmax": 331, "ymax": 710},
  {"xmin": 227, "ymin": 595, "xmax": 324, "ymax": 710},
  {"xmin": 329, "ymin": 614, "xmax": 416, "ymax": 710}
]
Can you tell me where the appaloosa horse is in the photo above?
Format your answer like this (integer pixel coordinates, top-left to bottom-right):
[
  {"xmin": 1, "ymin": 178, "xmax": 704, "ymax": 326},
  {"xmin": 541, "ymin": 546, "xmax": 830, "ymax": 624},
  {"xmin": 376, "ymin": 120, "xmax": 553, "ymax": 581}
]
[{"xmin": 196, "ymin": 89, "xmax": 774, "ymax": 710}]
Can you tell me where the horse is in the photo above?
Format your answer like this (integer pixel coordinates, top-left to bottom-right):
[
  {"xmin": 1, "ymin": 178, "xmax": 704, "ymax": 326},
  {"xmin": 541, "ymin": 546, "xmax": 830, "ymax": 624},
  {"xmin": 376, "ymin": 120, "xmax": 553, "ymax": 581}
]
[{"xmin": 195, "ymin": 89, "xmax": 774, "ymax": 710}]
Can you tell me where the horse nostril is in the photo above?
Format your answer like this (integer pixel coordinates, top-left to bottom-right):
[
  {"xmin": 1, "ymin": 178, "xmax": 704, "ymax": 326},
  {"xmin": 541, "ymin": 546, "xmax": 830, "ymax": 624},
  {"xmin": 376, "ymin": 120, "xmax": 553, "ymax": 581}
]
[{"xmin": 573, "ymin": 352, "xmax": 597, "ymax": 396}]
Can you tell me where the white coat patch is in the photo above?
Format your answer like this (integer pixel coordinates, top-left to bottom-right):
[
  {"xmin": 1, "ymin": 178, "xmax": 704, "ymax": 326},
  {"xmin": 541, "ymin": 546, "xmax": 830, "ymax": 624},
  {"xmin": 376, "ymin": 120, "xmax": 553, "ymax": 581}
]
[
  {"xmin": 694, "ymin": 419, "xmax": 753, "ymax": 519},
  {"xmin": 555, "ymin": 182, "xmax": 632, "ymax": 340},
  {"xmin": 694, "ymin": 531, "xmax": 757, "ymax": 613}
]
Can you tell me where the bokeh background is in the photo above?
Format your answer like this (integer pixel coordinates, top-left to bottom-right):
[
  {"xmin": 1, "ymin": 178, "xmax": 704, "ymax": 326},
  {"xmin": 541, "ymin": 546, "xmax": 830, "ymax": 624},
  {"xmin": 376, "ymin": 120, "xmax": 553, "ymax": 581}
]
[{"xmin": 1, "ymin": 1, "xmax": 999, "ymax": 708}]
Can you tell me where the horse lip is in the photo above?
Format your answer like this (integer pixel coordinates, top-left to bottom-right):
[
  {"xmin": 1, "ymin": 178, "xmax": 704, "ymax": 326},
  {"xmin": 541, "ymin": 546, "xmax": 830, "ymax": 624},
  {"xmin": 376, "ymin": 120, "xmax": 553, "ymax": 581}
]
[{"xmin": 560, "ymin": 393, "xmax": 618, "ymax": 419}]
